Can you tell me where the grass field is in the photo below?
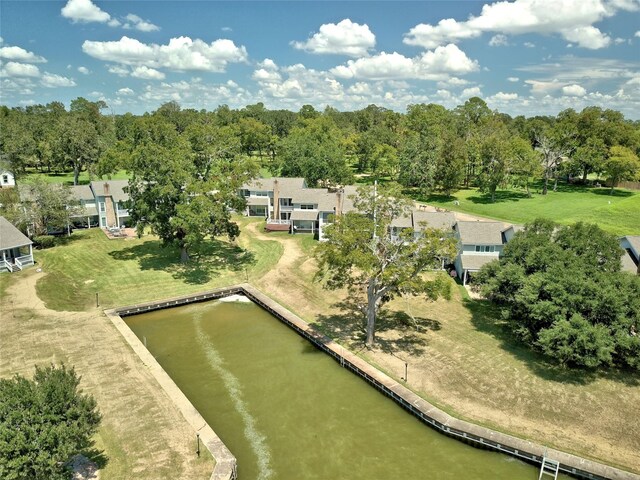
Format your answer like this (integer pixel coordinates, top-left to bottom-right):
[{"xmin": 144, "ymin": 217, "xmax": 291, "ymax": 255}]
[
  {"xmin": 2, "ymin": 217, "xmax": 639, "ymax": 476},
  {"xmin": 24, "ymin": 169, "xmax": 130, "ymax": 185},
  {"xmin": 416, "ymin": 183, "xmax": 640, "ymax": 236},
  {"xmin": 35, "ymin": 218, "xmax": 282, "ymax": 311}
]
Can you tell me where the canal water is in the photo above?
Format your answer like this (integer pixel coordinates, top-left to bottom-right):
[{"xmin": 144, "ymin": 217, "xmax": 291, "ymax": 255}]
[{"xmin": 126, "ymin": 299, "xmax": 547, "ymax": 480}]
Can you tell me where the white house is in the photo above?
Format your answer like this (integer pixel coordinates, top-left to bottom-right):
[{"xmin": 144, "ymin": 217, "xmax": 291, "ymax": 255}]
[
  {"xmin": 453, "ymin": 221, "xmax": 507, "ymax": 285},
  {"xmin": 90, "ymin": 180, "xmax": 130, "ymax": 229},
  {"xmin": 0, "ymin": 216, "xmax": 34, "ymax": 273},
  {"xmin": 0, "ymin": 170, "xmax": 16, "ymax": 188}
]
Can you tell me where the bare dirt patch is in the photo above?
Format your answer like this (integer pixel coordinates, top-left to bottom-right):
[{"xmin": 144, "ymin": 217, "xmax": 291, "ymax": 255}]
[{"xmin": 0, "ymin": 270, "xmax": 214, "ymax": 480}]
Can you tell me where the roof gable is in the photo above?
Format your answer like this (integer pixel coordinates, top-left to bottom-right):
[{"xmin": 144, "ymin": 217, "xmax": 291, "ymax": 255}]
[
  {"xmin": 455, "ymin": 221, "xmax": 505, "ymax": 245},
  {"xmin": 0, "ymin": 216, "xmax": 32, "ymax": 250}
]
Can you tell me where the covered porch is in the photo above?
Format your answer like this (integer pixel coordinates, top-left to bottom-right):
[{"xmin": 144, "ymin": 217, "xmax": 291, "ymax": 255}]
[
  {"xmin": 457, "ymin": 254, "xmax": 498, "ymax": 286},
  {"xmin": 0, "ymin": 216, "xmax": 34, "ymax": 273},
  {"xmin": 290, "ymin": 210, "xmax": 319, "ymax": 235}
]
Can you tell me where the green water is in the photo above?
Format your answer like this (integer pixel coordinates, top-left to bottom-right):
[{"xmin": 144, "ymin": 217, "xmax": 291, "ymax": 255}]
[{"xmin": 126, "ymin": 300, "xmax": 545, "ymax": 480}]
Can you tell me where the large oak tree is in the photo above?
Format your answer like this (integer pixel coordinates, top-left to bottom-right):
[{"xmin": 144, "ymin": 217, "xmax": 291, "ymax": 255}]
[{"xmin": 315, "ymin": 183, "xmax": 458, "ymax": 347}]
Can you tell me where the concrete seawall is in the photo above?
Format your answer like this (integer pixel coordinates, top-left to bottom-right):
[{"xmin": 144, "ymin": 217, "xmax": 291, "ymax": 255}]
[{"xmin": 108, "ymin": 284, "xmax": 640, "ymax": 480}]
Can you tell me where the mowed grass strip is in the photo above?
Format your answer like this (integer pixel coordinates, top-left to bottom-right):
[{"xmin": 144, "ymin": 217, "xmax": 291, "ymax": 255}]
[
  {"xmin": 418, "ymin": 184, "xmax": 640, "ymax": 236},
  {"xmin": 0, "ymin": 274, "xmax": 214, "ymax": 480},
  {"xmin": 24, "ymin": 169, "xmax": 130, "ymax": 185},
  {"xmin": 35, "ymin": 220, "xmax": 283, "ymax": 311}
]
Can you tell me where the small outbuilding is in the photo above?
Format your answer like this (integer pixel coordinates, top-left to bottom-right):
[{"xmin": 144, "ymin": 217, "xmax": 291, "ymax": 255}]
[
  {"xmin": 0, "ymin": 170, "xmax": 16, "ymax": 188},
  {"xmin": 0, "ymin": 216, "xmax": 34, "ymax": 273}
]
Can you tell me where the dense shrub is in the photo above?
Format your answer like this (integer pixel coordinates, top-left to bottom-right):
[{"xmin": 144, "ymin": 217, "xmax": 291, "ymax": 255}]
[
  {"xmin": 34, "ymin": 235, "xmax": 55, "ymax": 248},
  {"xmin": 0, "ymin": 364, "xmax": 102, "ymax": 480},
  {"xmin": 476, "ymin": 219, "xmax": 640, "ymax": 370}
]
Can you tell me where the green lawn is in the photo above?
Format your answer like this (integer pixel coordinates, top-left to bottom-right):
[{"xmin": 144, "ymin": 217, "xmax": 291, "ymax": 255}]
[
  {"xmin": 416, "ymin": 183, "xmax": 640, "ymax": 236},
  {"xmin": 24, "ymin": 169, "xmax": 130, "ymax": 186},
  {"xmin": 34, "ymin": 217, "xmax": 283, "ymax": 311}
]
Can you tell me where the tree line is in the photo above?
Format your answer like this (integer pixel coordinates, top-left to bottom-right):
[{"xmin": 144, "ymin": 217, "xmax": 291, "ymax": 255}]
[{"xmin": 2, "ymin": 98, "xmax": 639, "ymax": 196}]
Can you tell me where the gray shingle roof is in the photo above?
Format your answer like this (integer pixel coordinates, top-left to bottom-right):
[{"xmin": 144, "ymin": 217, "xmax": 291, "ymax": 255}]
[
  {"xmin": 69, "ymin": 185, "xmax": 94, "ymax": 201},
  {"xmin": 242, "ymin": 177, "xmax": 306, "ymax": 196},
  {"xmin": 291, "ymin": 210, "xmax": 319, "ymax": 221},
  {"xmin": 412, "ymin": 211, "xmax": 456, "ymax": 231},
  {"xmin": 90, "ymin": 180, "xmax": 129, "ymax": 203},
  {"xmin": 0, "ymin": 216, "xmax": 32, "ymax": 250},
  {"xmin": 621, "ymin": 250, "xmax": 638, "ymax": 274},
  {"xmin": 246, "ymin": 196, "xmax": 270, "ymax": 206},
  {"xmin": 391, "ymin": 213, "xmax": 413, "ymax": 229},
  {"xmin": 460, "ymin": 254, "xmax": 499, "ymax": 271},
  {"xmin": 622, "ymin": 235, "xmax": 640, "ymax": 256},
  {"xmin": 455, "ymin": 221, "xmax": 505, "ymax": 245}
]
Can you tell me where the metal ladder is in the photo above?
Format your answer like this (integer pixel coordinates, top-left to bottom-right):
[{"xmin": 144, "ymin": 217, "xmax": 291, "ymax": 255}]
[{"xmin": 538, "ymin": 455, "xmax": 560, "ymax": 480}]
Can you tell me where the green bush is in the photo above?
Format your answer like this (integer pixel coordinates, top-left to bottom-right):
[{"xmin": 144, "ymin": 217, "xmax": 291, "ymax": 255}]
[
  {"xmin": 34, "ymin": 235, "xmax": 55, "ymax": 249},
  {"xmin": 0, "ymin": 364, "xmax": 102, "ymax": 480}
]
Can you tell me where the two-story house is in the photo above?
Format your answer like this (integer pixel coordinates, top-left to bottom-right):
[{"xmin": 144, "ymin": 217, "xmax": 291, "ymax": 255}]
[
  {"xmin": 453, "ymin": 221, "xmax": 508, "ymax": 285},
  {"xmin": 69, "ymin": 185, "xmax": 99, "ymax": 228},
  {"xmin": 90, "ymin": 180, "xmax": 130, "ymax": 229}
]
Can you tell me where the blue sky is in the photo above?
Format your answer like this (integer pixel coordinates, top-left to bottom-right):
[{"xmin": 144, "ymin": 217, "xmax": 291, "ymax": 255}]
[{"xmin": 1, "ymin": 0, "xmax": 639, "ymax": 118}]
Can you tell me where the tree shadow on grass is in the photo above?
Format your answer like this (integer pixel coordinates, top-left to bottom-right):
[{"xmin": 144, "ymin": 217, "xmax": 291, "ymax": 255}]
[
  {"xmin": 464, "ymin": 298, "xmax": 640, "ymax": 387},
  {"xmin": 108, "ymin": 239, "xmax": 256, "ymax": 285},
  {"xmin": 81, "ymin": 446, "xmax": 109, "ymax": 469},
  {"xmin": 314, "ymin": 297, "xmax": 440, "ymax": 357},
  {"xmin": 467, "ymin": 190, "xmax": 530, "ymax": 204},
  {"xmin": 589, "ymin": 188, "xmax": 634, "ymax": 198}
]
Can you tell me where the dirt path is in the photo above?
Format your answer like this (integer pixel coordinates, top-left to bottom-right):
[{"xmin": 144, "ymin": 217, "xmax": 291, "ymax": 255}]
[{"xmin": 0, "ymin": 271, "xmax": 213, "ymax": 480}]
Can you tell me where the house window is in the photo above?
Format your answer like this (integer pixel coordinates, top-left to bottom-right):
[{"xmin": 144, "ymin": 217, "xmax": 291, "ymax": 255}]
[
  {"xmin": 1, "ymin": 175, "xmax": 8, "ymax": 184},
  {"xmin": 300, "ymin": 204, "xmax": 315, "ymax": 210},
  {"xmin": 280, "ymin": 198, "xmax": 293, "ymax": 206},
  {"xmin": 475, "ymin": 245, "xmax": 495, "ymax": 253},
  {"xmin": 99, "ymin": 202, "xmax": 106, "ymax": 212},
  {"xmin": 253, "ymin": 191, "xmax": 268, "ymax": 197}
]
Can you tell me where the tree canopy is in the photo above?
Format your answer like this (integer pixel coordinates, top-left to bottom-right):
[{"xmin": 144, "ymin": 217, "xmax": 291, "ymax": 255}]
[
  {"xmin": 476, "ymin": 219, "xmax": 640, "ymax": 369},
  {"xmin": 315, "ymin": 183, "xmax": 458, "ymax": 347},
  {"xmin": 127, "ymin": 114, "xmax": 257, "ymax": 262},
  {"xmin": 0, "ymin": 364, "xmax": 102, "ymax": 480}
]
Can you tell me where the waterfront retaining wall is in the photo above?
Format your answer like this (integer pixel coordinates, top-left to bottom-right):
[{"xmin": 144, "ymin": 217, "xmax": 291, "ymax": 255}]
[{"xmin": 109, "ymin": 284, "xmax": 640, "ymax": 480}]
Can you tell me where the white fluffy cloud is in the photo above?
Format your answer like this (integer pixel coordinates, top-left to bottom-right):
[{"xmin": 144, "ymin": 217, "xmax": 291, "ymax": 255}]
[
  {"xmin": 77, "ymin": 66, "xmax": 90, "ymax": 75},
  {"xmin": 83, "ymin": 36, "xmax": 248, "ymax": 73},
  {"xmin": 0, "ymin": 62, "xmax": 41, "ymax": 77},
  {"xmin": 461, "ymin": 86, "xmax": 482, "ymax": 97},
  {"xmin": 562, "ymin": 83, "xmax": 587, "ymax": 96},
  {"xmin": 491, "ymin": 91, "xmax": 519, "ymax": 100},
  {"xmin": 61, "ymin": 0, "xmax": 112, "ymax": 24},
  {"xmin": 117, "ymin": 87, "xmax": 134, "ymax": 95},
  {"xmin": 331, "ymin": 52, "xmax": 415, "ymax": 79},
  {"xmin": 41, "ymin": 73, "xmax": 76, "ymax": 87},
  {"xmin": 489, "ymin": 34, "xmax": 509, "ymax": 46},
  {"xmin": 131, "ymin": 66, "xmax": 165, "ymax": 80},
  {"xmin": 403, "ymin": 0, "xmax": 638, "ymax": 49},
  {"xmin": 0, "ymin": 45, "xmax": 46, "ymax": 63},
  {"xmin": 292, "ymin": 19, "xmax": 376, "ymax": 57},
  {"xmin": 330, "ymin": 44, "xmax": 478, "ymax": 80},
  {"xmin": 507, "ymin": 76, "xmax": 520, "ymax": 82},
  {"xmin": 122, "ymin": 14, "xmax": 160, "ymax": 32},
  {"xmin": 61, "ymin": 0, "xmax": 160, "ymax": 31}
]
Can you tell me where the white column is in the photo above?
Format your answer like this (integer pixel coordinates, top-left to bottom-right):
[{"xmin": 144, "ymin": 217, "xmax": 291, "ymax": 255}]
[
  {"xmin": 463, "ymin": 269, "xmax": 468, "ymax": 286},
  {"xmin": 29, "ymin": 244, "xmax": 33, "ymax": 259}
]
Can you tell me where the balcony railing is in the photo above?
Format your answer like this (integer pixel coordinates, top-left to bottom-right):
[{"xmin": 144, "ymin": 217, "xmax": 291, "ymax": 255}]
[
  {"xmin": 0, "ymin": 260, "xmax": 13, "ymax": 272},
  {"xmin": 117, "ymin": 209, "xmax": 129, "ymax": 216},
  {"xmin": 15, "ymin": 255, "xmax": 34, "ymax": 268},
  {"xmin": 267, "ymin": 219, "xmax": 291, "ymax": 225}
]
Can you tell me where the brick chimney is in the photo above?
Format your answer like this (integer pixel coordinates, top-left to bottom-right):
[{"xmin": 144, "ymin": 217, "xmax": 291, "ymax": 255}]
[
  {"xmin": 335, "ymin": 189, "xmax": 343, "ymax": 217},
  {"xmin": 273, "ymin": 179, "xmax": 280, "ymax": 220},
  {"xmin": 103, "ymin": 182, "xmax": 110, "ymax": 195}
]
